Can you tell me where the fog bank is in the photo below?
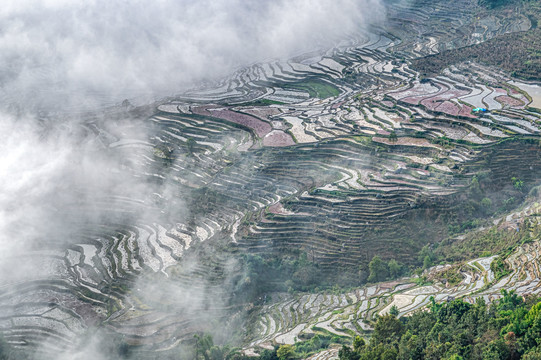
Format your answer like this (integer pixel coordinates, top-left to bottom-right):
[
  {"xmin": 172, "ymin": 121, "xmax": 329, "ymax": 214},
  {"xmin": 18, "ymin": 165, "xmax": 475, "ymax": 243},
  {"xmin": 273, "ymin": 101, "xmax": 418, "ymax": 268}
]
[{"xmin": 0, "ymin": 0, "xmax": 384, "ymax": 111}]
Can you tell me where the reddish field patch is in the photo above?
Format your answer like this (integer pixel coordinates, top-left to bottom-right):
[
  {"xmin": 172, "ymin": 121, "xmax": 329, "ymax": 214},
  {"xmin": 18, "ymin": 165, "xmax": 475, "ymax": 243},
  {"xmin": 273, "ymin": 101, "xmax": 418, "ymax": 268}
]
[
  {"xmin": 420, "ymin": 98, "xmax": 442, "ymax": 111},
  {"xmin": 192, "ymin": 105, "xmax": 271, "ymax": 137},
  {"xmin": 458, "ymin": 104, "xmax": 477, "ymax": 118},
  {"xmin": 402, "ymin": 96, "xmax": 424, "ymax": 105},
  {"xmin": 420, "ymin": 87, "xmax": 469, "ymax": 110},
  {"xmin": 402, "ymin": 86, "xmax": 457, "ymax": 106},
  {"xmin": 331, "ymin": 101, "xmax": 346, "ymax": 109},
  {"xmin": 240, "ymin": 107, "xmax": 282, "ymax": 121},
  {"xmin": 495, "ymin": 95, "xmax": 524, "ymax": 107},
  {"xmin": 435, "ymin": 101, "xmax": 459, "ymax": 116},
  {"xmin": 263, "ymin": 130, "xmax": 295, "ymax": 147},
  {"xmin": 192, "ymin": 105, "xmax": 218, "ymax": 117},
  {"xmin": 388, "ymin": 82, "xmax": 440, "ymax": 101},
  {"xmin": 268, "ymin": 202, "xmax": 290, "ymax": 215},
  {"xmin": 429, "ymin": 86, "xmax": 470, "ymax": 100}
]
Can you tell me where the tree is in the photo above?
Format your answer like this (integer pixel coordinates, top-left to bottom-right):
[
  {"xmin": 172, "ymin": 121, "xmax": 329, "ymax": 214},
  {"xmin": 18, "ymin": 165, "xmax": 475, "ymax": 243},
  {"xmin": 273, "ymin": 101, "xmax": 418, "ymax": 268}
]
[
  {"xmin": 277, "ymin": 344, "xmax": 297, "ymax": 360},
  {"xmin": 481, "ymin": 197, "xmax": 492, "ymax": 213},
  {"xmin": 511, "ymin": 177, "xmax": 524, "ymax": 191},
  {"xmin": 523, "ymin": 350, "xmax": 541, "ymax": 360},
  {"xmin": 467, "ymin": 174, "xmax": 483, "ymax": 197},
  {"xmin": 398, "ymin": 331, "xmax": 424, "ymax": 360},
  {"xmin": 339, "ymin": 345, "xmax": 360, "ymax": 360},
  {"xmin": 388, "ymin": 259, "xmax": 401, "ymax": 279},
  {"xmin": 381, "ymin": 347, "xmax": 398, "ymax": 360},
  {"xmin": 194, "ymin": 333, "xmax": 214, "ymax": 360},
  {"xmin": 373, "ymin": 314, "xmax": 404, "ymax": 345},
  {"xmin": 498, "ymin": 289, "xmax": 523, "ymax": 312},
  {"xmin": 390, "ymin": 305, "xmax": 400, "ymax": 317},
  {"xmin": 358, "ymin": 266, "xmax": 369, "ymax": 284},
  {"xmin": 210, "ymin": 346, "xmax": 225, "ymax": 360},
  {"xmin": 482, "ymin": 339, "xmax": 510, "ymax": 360},
  {"xmin": 418, "ymin": 245, "xmax": 435, "ymax": 267},
  {"xmin": 260, "ymin": 348, "xmax": 279, "ymax": 360},
  {"xmin": 423, "ymin": 255, "xmax": 432, "ymax": 269},
  {"xmin": 353, "ymin": 336, "xmax": 366, "ymax": 353},
  {"xmin": 368, "ymin": 255, "xmax": 389, "ymax": 283}
]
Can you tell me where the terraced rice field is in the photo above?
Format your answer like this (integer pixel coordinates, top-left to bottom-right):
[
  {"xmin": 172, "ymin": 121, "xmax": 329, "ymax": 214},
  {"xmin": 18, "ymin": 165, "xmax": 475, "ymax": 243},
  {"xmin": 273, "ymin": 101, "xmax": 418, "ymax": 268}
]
[
  {"xmin": 245, "ymin": 203, "xmax": 541, "ymax": 357},
  {"xmin": 510, "ymin": 81, "xmax": 541, "ymax": 110},
  {"xmin": 3, "ymin": 0, "xmax": 541, "ymax": 357}
]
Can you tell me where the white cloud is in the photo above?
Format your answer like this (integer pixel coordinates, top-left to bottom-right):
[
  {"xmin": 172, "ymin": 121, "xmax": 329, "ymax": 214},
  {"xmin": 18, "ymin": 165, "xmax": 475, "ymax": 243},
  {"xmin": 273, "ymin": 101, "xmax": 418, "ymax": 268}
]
[
  {"xmin": 0, "ymin": 0, "xmax": 384, "ymax": 110},
  {"xmin": 0, "ymin": 1, "xmax": 385, "ymax": 355}
]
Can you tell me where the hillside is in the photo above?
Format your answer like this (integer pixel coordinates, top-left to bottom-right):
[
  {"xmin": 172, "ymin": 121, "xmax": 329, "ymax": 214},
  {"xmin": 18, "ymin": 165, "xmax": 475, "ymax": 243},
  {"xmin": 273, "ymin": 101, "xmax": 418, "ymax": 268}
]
[{"xmin": 1, "ymin": 0, "xmax": 541, "ymax": 359}]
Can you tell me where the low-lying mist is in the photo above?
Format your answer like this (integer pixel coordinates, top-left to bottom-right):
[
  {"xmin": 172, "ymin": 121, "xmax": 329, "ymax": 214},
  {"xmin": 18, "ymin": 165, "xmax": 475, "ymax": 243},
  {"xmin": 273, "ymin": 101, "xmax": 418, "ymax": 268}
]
[
  {"xmin": 0, "ymin": 0, "xmax": 384, "ymax": 111},
  {"xmin": 0, "ymin": 0, "xmax": 386, "ymax": 358}
]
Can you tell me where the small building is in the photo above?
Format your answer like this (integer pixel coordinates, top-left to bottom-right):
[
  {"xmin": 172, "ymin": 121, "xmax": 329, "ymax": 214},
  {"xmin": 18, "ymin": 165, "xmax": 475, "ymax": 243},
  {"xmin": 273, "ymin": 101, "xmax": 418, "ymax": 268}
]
[{"xmin": 472, "ymin": 108, "xmax": 487, "ymax": 113}]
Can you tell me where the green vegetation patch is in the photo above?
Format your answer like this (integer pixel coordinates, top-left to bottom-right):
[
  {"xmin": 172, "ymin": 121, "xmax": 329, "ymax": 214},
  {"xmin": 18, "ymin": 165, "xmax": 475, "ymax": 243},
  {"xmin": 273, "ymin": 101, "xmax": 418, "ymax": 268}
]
[
  {"xmin": 237, "ymin": 98, "xmax": 287, "ymax": 107},
  {"xmin": 283, "ymin": 79, "xmax": 340, "ymax": 99},
  {"xmin": 435, "ymin": 217, "xmax": 538, "ymax": 263},
  {"xmin": 490, "ymin": 256, "xmax": 512, "ymax": 280},
  {"xmin": 338, "ymin": 291, "xmax": 541, "ymax": 360},
  {"xmin": 432, "ymin": 265, "xmax": 465, "ymax": 287}
]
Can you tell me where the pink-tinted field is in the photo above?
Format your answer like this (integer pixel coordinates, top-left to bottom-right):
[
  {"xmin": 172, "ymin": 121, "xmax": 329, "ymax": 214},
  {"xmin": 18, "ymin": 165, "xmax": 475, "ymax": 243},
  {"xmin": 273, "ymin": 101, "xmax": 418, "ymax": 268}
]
[
  {"xmin": 263, "ymin": 130, "xmax": 295, "ymax": 147},
  {"xmin": 400, "ymin": 83, "xmax": 473, "ymax": 117},
  {"xmin": 401, "ymin": 85, "xmax": 446, "ymax": 105},
  {"xmin": 420, "ymin": 87, "xmax": 469, "ymax": 108},
  {"xmin": 388, "ymin": 82, "xmax": 440, "ymax": 103},
  {"xmin": 435, "ymin": 101, "xmax": 459, "ymax": 116},
  {"xmin": 495, "ymin": 95, "xmax": 525, "ymax": 108},
  {"xmin": 506, "ymin": 89, "xmax": 530, "ymax": 106},
  {"xmin": 240, "ymin": 107, "xmax": 282, "ymax": 121},
  {"xmin": 268, "ymin": 202, "xmax": 289, "ymax": 215},
  {"xmin": 393, "ymin": 81, "xmax": 473, "ymax": 118},
  {"xmin": 404, "ymin": 87, "xmax": 466, "ymax": 106},
  {"xmin": 331, "ymin": 101, "xmax": 346, "ymax": 109},
  {"xmin": 431, "ymin": 100, "xmax": 476, "ymax": 118},
  {"xmin": 458, "ymin": 104, "xmax": 477, "ymax": 118},
  {"xmin": 192, "ymin": 106, "xmax": 272, "ymax": 137}
]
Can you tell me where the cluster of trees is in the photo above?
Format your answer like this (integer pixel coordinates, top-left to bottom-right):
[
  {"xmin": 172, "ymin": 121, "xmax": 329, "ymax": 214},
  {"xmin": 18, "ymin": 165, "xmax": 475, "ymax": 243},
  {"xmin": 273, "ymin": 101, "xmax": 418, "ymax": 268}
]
[
  {"xmin": 339, "ymin": 290, "xmax": 541, "ymax": 360},
  {"xmin": 366, "ymin": 256, "xmax": 405, "ymax": 283},
  {"xmin": 261, "ymin": 332, "xmax": 347, "ymax": 360},
  {"xmin": 193, "ymin": 334, "xmax": 255, "ymax": 360},
  {"xmin": 364, "ymin": 247, "xmax": 433, "ymax": 285},
  {"xmin": 490, "ymin": 257, "xmax": 511, "ymax": 279},
  {"xmin": 192, "ymin": 333, "xmax": 341, "ymax": 360}
]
